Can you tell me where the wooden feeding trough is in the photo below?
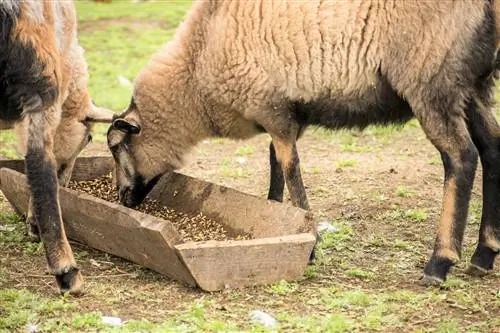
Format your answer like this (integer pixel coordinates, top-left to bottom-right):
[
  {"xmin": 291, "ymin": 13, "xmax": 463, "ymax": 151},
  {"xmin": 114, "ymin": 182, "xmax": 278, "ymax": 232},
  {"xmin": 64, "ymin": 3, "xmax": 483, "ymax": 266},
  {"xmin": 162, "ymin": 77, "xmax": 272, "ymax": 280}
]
[{"xmin": 0, "ymin": 156, "xmax": 316, "ymax": 291}]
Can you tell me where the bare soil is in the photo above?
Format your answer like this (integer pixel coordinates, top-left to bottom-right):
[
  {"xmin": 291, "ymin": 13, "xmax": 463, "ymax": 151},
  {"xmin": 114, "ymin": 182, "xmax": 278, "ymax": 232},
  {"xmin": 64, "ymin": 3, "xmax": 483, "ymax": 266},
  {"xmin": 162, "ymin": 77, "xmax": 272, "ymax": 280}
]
[{"xmin": 1, "ymin": 124, "xmax": 499, "ymax": 331}]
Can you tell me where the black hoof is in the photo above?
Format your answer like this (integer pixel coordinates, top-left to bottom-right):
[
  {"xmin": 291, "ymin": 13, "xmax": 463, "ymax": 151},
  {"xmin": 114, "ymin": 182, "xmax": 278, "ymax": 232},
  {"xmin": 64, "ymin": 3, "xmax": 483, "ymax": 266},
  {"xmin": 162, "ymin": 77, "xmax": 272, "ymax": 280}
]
[
  {"xmin": 469, "ymin": 244, "xmax": 498, "ymax": 275},
  {"xmin": 419, "ymin": 274, "xmax": 444, "ymax": 287},
  {"xmin": 465, "ymin": 264, "xmax": 489, "ymax": 277},
  {"xmin": 423, "ymin": 256, "xmax": 454, "ymax": 283},
  {"xmin": 54, "ymin": 266, "xmax": 83, "ymax": 296}
]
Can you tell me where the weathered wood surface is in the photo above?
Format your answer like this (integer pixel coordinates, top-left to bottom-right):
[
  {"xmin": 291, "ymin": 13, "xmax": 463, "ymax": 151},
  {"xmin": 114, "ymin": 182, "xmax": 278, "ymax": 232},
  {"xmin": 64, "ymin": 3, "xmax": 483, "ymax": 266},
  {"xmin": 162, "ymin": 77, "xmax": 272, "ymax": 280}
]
[
  {"xmin": 176, "ymin": 233, "xmax": 316, "ymax": 291},
  {"xmin": 150, "ymin": 172, "xmax": 316, "ymax": 239},
  {"xmin": 0, "ymin": 156, "xmax": 114, "ymax": 184},
  {"xmin": 0, "ymin": 156, "xmax": 317, "ymax": 291},
  {"xmin": 0, "ymin": 168, "xmax": 197, "ymax": 287}
]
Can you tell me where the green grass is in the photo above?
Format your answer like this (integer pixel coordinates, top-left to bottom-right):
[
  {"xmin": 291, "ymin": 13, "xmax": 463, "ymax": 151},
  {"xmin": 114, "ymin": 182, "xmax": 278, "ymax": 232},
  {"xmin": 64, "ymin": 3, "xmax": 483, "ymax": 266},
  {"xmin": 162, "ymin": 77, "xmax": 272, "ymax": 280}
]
[
  {"xmin": 0, "ymin": 130, "xmax": 20, "ymax": 159},
  {"xmin": 75, "ymin": 0, "xmax": 194, "ymax": 127},
  {"xmin": 336, "ymin": 159, "xmax": 358, "ymax": 169},
  {"xmin": 76, "ymin": 1, "xmax": 193, "ymax": 22},
  {"xmin": 404, "ymin": 209, "xmax": 428, "ymax": 222},
  {"xmin": 1, "ymin": 2, "xmax": 499, "ymax": 332},
  {"xmin": 1, "ymin": 206, "xmax": 499, "ymax": 332},
  {"xmin": 235, "ymin": 145, "xmax": 255, "ymax": 157},
  {"xmin": 396, "ymin": 185, "xmax": 414, "ymax": 198}
]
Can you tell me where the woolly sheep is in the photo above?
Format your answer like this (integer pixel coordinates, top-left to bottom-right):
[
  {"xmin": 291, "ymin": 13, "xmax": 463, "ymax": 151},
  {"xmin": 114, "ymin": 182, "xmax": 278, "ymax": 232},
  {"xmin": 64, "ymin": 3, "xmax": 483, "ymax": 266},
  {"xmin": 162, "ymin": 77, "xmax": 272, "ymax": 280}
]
[
  {"xmin": 107, "ymin": 0, "xmax": 500, "ymax": 286},
  {"xmin": 0, "ymin": 1, "xmax": 114, "ymax": 295}
]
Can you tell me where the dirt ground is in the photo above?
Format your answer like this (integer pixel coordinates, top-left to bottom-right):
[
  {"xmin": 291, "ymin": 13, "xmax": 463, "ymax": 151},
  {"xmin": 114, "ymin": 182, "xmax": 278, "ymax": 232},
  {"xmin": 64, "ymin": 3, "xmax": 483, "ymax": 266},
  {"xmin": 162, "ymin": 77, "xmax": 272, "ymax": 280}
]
[{"xmin": 1, "ymin": 122, "xmax": 499, "ymax": 332}]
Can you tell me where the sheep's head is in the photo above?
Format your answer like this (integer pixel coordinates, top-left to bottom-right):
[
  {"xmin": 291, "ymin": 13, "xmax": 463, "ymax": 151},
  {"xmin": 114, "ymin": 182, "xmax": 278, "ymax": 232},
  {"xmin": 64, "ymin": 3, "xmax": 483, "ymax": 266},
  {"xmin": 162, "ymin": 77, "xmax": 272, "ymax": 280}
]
[
  {"xmin": 54, "ymin": 102, "xmax": 116, "ymax": 186},
  {"xmin": 106, "ymin": 98, "xmax": 164, "ymax": 208}
]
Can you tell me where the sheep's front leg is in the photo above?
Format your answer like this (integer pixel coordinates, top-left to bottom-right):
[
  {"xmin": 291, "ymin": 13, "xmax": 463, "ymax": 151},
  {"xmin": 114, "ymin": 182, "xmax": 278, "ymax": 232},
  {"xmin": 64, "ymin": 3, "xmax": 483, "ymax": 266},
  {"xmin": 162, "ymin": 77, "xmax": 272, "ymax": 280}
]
[
  {"xmin": 26, "ymin": 197, "xmax": 40, "ymax": 241},
  {"xmin": 267, "ymin": 142, "xmax": 285, "ymax": 202},
  {"xmin": 257, "ymin": 109, "xmax": 316, "ymax": 262},
  {"xmin": 270, "ymin": 136, "xmax": 309, "ymax": 210},
  {"xmin": 268, "ymin": 126, "xmax": 307, "ymax": 202},
  {"xmin": 25, "ymin": 107, "xmax": 83, "ymax": 295},
  {"xmin": 270, "ymin": 134, "xmax": 318, "ymax": 263}
]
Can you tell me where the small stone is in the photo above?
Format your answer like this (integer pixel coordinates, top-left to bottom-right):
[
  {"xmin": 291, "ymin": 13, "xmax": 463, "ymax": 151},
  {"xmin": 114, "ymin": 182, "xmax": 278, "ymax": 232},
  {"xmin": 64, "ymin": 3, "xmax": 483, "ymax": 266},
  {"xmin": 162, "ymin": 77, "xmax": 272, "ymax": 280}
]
[
  {"xmin": 317, "ymin": 221, "xmax": 339, "ymax": 234},
  {"xmin": 26, "ymin": 323, "xmax": 38, "ymax": 333},
  {"xmin": 249, "ymin": 310, "xmax": 277, "ymax": 329},
  {"xmin": 101, "ymin": 316, "xmax": 123, "ymax": 326},
  {"xmin": 0, "ymin": 224, "xmax": 15, "ymax": 232}
]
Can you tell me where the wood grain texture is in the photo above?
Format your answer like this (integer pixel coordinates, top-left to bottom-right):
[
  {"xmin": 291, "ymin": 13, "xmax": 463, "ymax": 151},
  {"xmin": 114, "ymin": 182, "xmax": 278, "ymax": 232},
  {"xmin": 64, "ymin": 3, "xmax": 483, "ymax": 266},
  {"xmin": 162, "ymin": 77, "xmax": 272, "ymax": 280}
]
[
  {"xmin": 0, "ymin": 168, "xmax": 197, "ymax": 286},
  {"xmin": 149, "ymin": 172, "xmax": 316, "ymax": 239},
  {"xmin": 0, "ymin": 156, "xmax": 316, "ymax": 291},
  {"xmin": 175, "ymin": 233, "xmax": 316, "ymax": 291},
  {"xmin": 0, "ymin": 156, "xmax": 114, "ymax": 184}
]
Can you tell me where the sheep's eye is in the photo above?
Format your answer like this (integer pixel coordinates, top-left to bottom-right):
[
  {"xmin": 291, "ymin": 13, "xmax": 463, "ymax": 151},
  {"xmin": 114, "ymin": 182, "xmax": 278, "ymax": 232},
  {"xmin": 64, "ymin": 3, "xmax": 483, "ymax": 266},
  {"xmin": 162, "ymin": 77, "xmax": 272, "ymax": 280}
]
[{"xmin": 87, "ymin": 133, "xmax": 93, "ymax": 143}]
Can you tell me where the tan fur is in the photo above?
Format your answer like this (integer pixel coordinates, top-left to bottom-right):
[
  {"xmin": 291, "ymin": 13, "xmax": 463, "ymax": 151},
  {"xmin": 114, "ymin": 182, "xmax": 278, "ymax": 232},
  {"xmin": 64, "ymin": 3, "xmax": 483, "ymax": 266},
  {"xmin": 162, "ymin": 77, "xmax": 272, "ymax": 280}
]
[
  {"xmin": 494, "ymin": 0, "xmax": 500, "ymax": 49},
  {"xmin": 484, "ymin": 226, "xmax": 500, "ymax": 251},
  {"xmin": 12, "ymin": 1, "xmax": 112, "ymax": 170},
  {"xmin": 436, "ymin": 177, "xmax": 460, "ymax": 262},
  {"xmin": 117, "ymin": 0, "xmax": 492, "ymax": 181},
  {"xmin": 271, "ymin": 138, "xmax": 293, "ymax": 171},
  {"xmin": 3, "ymin": 0, "xmax": 114, "ymax": 294}
]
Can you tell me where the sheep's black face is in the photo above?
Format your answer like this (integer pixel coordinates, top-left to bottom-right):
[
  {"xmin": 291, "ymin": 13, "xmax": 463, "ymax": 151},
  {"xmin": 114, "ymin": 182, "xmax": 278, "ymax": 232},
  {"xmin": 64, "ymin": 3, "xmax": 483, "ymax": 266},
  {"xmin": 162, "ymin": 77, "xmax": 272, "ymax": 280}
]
[
  {"xmin": 119, "ymin": 173, "xmax": 162, "ymax": 207},
  {"xmin": 107, "ymin": 116, "xmax": 162, "ymax": 207}
]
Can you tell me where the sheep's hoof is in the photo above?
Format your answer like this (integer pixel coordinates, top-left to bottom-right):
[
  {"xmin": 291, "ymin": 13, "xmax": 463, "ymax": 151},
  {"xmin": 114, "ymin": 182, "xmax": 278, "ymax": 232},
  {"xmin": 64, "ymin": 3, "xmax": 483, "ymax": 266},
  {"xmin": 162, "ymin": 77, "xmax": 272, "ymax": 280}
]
[
  {"xmin": 54, "ymin": 266, "xmax": 84, "ymax": 296},
  {"xmin": 465, "ymin": 264, "xmax": 489, "ymax": 277},
  {"xmin": 419, "ymin": 274, "xmax": 443, "ymax": 287}
]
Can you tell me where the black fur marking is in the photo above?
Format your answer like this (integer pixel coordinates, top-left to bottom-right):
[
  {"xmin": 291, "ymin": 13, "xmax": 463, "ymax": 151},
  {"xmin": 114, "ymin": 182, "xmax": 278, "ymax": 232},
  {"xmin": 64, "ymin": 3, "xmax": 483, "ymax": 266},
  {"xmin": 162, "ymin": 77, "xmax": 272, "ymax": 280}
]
[
  {"xmin": 25, "ymin": 147, "xmax": 64, "ymax": 264},
  {"xmin": 284, "ymin": 143, "xmax": 309, "ymax": 210},
  {"xmin": 57, "ymin": 163, "xmax": 68, "ymax": 180},
  {"xmin": 293, "ymin": 71, "xmax": 413, "ymax": 131},
  {"xmin": 120, "ymin": 173, "xmax": 162, "ymax": 207},
  {"xmin": 423, "ymin": 256, "xmax": 455, "ymax": 281},
  {"xmin": 465, "ymin": 99, "xmax": 500, "ymax": 272},
  {"xmin": 470, "ymin": 244, "xmax": 499, "ymax": 271},
  {"xmin": 267, "ymin": 142, "xmax": 285, "ymax": 202},
  {"xmin": 0, "ymin": 8, "xmax": 58, "ymax": 122},
  {"xmin": 421, "ymin": 2, "xmax": 496, "ymax": 282},
  {"xmin": 55, "ymin": 266, "xmax": 81, "ymax": 293}
]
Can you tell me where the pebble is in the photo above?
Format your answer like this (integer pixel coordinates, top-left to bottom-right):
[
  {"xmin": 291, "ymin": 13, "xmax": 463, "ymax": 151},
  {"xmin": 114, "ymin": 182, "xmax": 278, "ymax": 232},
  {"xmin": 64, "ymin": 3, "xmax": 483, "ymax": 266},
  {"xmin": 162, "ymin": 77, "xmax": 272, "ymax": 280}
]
[
  {"xmin": 26, "ymin": 323, "xmax": 38, "ymax": 333},
  {"xmin": 249, "ymin": 310, "xmax": 277, "ymax": 329},
  {"xmin": 101, "ymin": 316, "xmax": 123, "ymax": 326},
  {"xmin": 317, "ymin": 221, "xmax": 339, "ymax": 234}
]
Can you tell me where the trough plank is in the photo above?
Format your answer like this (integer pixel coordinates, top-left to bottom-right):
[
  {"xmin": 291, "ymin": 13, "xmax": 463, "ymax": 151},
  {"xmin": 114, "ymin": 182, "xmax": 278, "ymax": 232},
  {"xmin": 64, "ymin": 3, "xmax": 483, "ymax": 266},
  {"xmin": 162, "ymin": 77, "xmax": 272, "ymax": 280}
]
[
  {"xmin": 175, "ymin": 233, "xmax": 316, "ymax": 291},
  {"xmin": 0, "ymin": 168, "xmax": 197, "ymax": 287},
  {"xmin": 0, "ymin": 156, "xmax": 114, "ymax": 184},
  {"xmin": 149, "ymin": 172, "xmax": 316, "ymax": 239}
]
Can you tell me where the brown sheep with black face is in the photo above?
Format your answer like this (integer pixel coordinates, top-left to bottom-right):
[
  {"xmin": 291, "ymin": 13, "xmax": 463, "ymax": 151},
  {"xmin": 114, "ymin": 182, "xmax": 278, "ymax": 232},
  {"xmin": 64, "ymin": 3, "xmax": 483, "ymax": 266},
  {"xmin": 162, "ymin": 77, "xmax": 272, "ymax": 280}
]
[
  {"xmin": 0, "ymin": 1, "xmax": 114, "ymax": 295},
  {"xmin": 108, "ymin": 0, "xmax": 500, "ymax": 286}
]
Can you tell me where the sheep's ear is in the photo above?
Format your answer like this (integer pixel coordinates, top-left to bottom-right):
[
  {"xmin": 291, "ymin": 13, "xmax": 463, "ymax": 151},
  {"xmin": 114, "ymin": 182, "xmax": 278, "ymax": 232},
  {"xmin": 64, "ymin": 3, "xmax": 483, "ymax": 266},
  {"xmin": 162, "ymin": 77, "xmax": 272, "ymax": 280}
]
[
  {"xmin": 86, "ymin": 106, "xmax": 116, "ymax": 123},
  {"xmin": 112, "ymin": 118, "xmax": 141, "ymax": 134}
]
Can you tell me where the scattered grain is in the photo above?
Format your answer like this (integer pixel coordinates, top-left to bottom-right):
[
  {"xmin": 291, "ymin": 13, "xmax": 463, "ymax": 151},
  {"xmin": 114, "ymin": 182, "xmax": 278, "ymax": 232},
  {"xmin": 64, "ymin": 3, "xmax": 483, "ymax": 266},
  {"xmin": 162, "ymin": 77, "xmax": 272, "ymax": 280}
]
[{"xmin": 68, "ymin": 174, "xmax": 252, "ymax": 242}]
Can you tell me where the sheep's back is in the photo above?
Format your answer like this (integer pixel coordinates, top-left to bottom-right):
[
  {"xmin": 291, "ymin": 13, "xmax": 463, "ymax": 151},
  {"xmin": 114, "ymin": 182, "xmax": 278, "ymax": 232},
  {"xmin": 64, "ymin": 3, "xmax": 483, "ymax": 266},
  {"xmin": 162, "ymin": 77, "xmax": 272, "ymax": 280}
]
[{"xmin": 197, "ymin": 0, "xmax": 492, "ymax": 110}]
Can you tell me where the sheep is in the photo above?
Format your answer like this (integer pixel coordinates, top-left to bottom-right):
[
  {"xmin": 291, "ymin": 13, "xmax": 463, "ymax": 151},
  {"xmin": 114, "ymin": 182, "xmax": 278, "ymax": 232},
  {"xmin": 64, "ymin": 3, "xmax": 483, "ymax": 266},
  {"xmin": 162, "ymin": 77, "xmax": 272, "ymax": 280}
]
[
  {"xmin": 107, "ymin": 0, "xmax": 500, "ymax": 286},
  {"xmin": 0, "ymin": 1, "xmax": 114, "ymax": 294}
]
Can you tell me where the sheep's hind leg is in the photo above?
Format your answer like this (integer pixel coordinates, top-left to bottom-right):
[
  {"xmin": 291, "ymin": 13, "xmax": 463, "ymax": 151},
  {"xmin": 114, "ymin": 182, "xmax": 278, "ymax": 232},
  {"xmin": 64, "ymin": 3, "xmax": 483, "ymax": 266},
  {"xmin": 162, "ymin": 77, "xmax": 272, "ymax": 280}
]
[
  {"xmin": 413, "ymin": 107, "xmax": 478, "ymax": 285},
  {"xmin": 24, "ymin": 102, "xmax": 83, "ymax": 295},
  {"xmin": 463, "ymin": 100, "xmax": 500, "ymax": 276}
]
